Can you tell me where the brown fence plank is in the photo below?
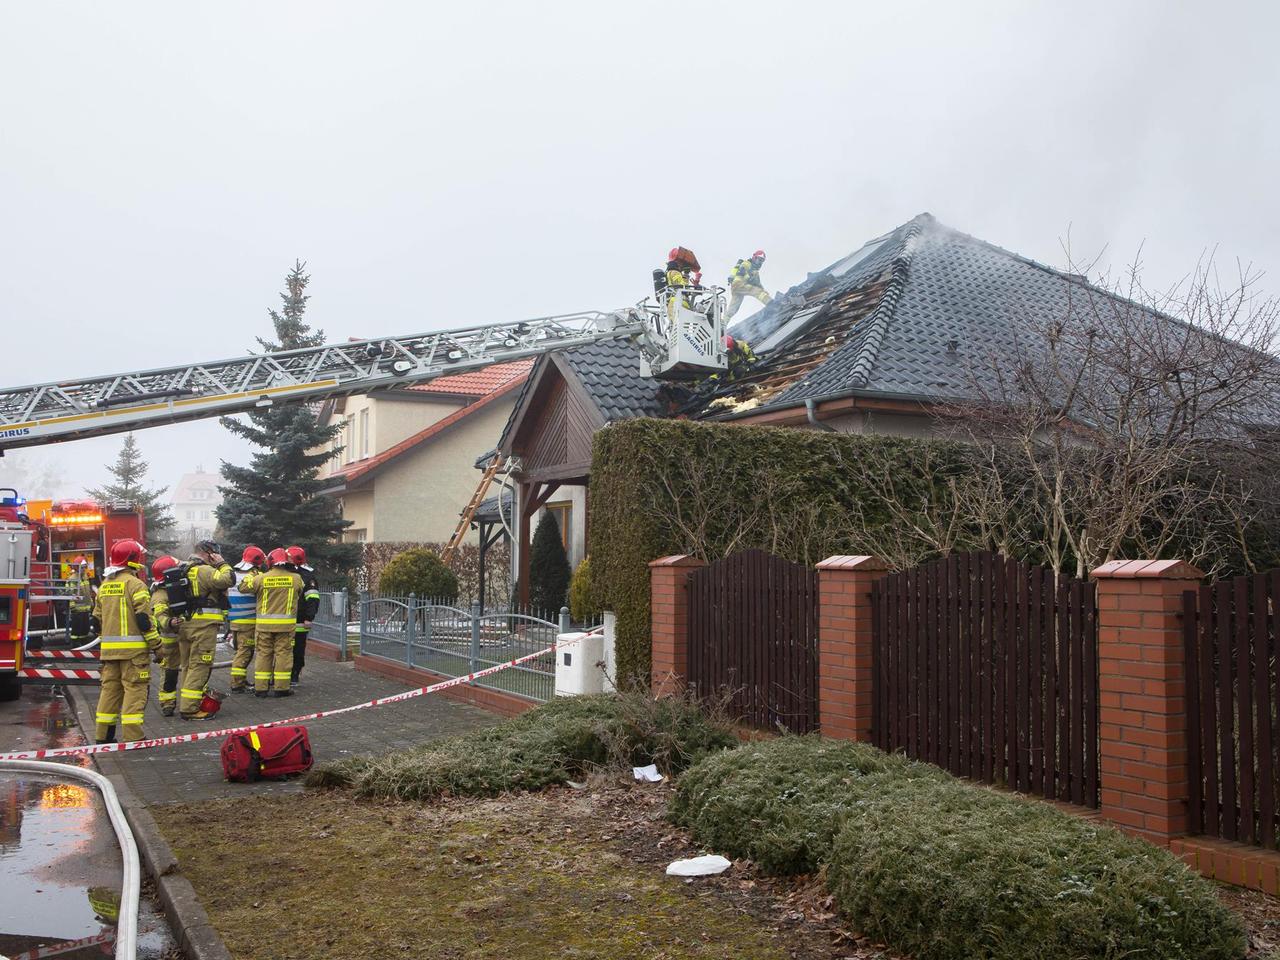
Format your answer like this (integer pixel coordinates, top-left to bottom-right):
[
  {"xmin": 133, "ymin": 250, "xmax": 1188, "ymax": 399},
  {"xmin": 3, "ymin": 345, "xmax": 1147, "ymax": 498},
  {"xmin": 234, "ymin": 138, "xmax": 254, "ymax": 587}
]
[
  {"xmin": 1218, "ymin": 580, "xmax": 1237, "ymax": 842},
  {"xmin": 983, "ymin": 552, "xmax": 997, "ymax": 784},
  {"xmin": 1264, "ymin": 573, "xmax": 1278, "ymax": 849},
  {"xmin": 1184, "ymin": 589, "xmax": 1203, "ymax": 836},
  {"xmin": 958, "ymin": 553, "xmax": 971, "ymax": 777},
  {"xmin": 1083, "ymin": 580, "xmax": 1099, "ymax": 808},
  {"xmin": 1016, "ymin": 561, "xmax": 1030, "ymax": 793},
  {"xmin": 1041, "ymin": 568, "xmax": 1056, "ymax": 799},
  {"xmin": 1199, "ymin": 584, "xmax": 1219, "ymax": 837},
  {"xmin": 1029, "ymin": 564, "xmax": 1043, "ymax": 796},
  {"xmin": 947, "ymin": 555, "xmax": 959, "ymax": 774},
  {"xmin": 1236, "ymin": 575, "xmax": 1255, "ymax": 844}
]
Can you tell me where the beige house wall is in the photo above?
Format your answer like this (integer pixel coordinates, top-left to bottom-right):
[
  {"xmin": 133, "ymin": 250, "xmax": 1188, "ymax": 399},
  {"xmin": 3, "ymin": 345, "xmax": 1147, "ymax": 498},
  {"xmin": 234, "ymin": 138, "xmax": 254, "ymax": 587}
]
[
  {"xmin": 367, "ymin": 399, "xmax": 517, "ymax": 544},
  {"xmin": 339, "ymin": 489, "xmax": 375, "ymax": 542},
  {"xmin": 318, "ymin": 395, "xmax": 463, "ymax": 479}
]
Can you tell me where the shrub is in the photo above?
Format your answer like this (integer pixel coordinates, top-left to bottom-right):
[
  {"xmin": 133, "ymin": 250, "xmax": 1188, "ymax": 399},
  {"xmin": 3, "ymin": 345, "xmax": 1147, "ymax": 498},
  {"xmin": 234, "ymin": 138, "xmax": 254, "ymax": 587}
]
[
  {"xmin": 307, "ymin": 692, "xmax": 736, "ymax": 801},
  {"xmin": 568, "ymin": 556, "xmax": 599, "ymax": 623},
  {"xmin": 829, "ymin": 775, "xmax": 1246, "ymax": 960},
  {"xmin": 669, "ymin": 736, "xmax": 943, "ymax": 874},
  {"xmin": 377, "ymin": 548, "xmax": 458, "ymax": 600},
  {"xmin": 672, "ymin": 737, "xmax": 1246, "ymax": 960},
  {"xmin": 529, "ymin": 511, "xmax": 571, "ymax": 616}
]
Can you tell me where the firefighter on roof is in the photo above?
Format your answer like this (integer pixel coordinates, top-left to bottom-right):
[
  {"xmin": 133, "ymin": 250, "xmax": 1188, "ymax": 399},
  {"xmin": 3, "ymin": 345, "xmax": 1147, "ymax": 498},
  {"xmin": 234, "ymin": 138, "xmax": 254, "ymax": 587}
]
[
  {"xmin": 149, "ymin": 555, "xmax": 183, "ymax": 716},
  {"xmin": 726, "ymin": 249, "xmax": 772, "ymax": 320},
  {"xmin": 240, "ymin": 548, "xmax": 304, "ymax": 697},
  {"xmin": 177, "ymin": 539, "xmax": 234, "ymax": 720},
  {"xmin": 91, "ymin": 539, "xmax": 158, "ymax": 744},
  {"xmin": 228, "ymin": 545, "xmax": 267, "ymax": 692}
]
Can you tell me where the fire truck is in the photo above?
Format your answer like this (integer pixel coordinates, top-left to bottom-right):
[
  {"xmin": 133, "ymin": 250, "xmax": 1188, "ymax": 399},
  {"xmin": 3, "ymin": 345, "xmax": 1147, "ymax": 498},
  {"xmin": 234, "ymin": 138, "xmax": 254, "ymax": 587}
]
[{"xmin": 0, "ymin": 490, "xmax": 145, "ymax": 700}]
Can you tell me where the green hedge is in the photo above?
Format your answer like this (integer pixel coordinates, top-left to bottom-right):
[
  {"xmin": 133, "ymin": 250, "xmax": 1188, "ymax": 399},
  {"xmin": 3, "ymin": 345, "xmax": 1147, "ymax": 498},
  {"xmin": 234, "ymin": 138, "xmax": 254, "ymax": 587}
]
[
  {"xmin": 669, "ymin": 735, "xmax": 944, "ymax": 874},
  {"xmin": 672, "ymin": 737, "xmax": 1246, "ymax": 960},
  {"xmin": 306, "ymin": 692, "xmax": 736, "ymax": 800},
  {"xmin": 377, "ymin": 547, "xmax": 459, "ymax": 600},
  {"xmin": 588, "ymin": 419, "xmax": 980, "ymax": 687}
]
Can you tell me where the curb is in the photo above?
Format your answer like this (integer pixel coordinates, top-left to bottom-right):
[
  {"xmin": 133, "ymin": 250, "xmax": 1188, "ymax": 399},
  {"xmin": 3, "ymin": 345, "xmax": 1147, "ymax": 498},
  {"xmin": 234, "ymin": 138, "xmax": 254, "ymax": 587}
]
[{"xmin": 65, "ymin": 684, "xmax": 234, "ymax": 960}]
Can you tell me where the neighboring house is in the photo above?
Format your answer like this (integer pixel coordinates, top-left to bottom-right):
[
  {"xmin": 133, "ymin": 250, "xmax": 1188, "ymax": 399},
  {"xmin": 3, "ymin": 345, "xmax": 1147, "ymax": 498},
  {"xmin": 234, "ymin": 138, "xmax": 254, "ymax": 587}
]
[
  {"xmin": 170, "ymin": 466, "xmax": 223, "ymax": 545},
  {"xmin": 496, "ymin": 212, "xmax": 1231, "ymax": 598},
  {"xmin": 317, "ymin": 360, "xmax": 532, "ymax": 544}
]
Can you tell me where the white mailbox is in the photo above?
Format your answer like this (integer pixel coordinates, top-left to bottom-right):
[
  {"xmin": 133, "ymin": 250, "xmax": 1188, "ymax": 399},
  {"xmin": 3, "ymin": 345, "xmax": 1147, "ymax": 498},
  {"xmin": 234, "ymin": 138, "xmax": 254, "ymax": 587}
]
[{"xmin": 554, "ymin": 631, "xmax": 605, "ymax": 696}]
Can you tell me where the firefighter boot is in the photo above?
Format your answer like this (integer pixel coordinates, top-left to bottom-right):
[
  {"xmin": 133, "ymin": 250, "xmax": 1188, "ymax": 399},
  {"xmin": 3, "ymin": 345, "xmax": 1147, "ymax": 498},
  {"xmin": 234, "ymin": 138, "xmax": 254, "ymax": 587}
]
[
  {"xmin": 95, "ymin": 725, "xmax": 117, "ymax": 745},
  {"xmin": 160, "ymin": 668, "xmax": 180, "ymax": 716}
]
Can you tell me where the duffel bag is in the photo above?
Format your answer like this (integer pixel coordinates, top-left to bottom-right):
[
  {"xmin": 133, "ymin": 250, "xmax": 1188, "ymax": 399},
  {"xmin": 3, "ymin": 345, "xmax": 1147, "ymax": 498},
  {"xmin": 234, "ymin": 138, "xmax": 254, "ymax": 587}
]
[{"xmin": 220, "ymin": 725, "xmax": 313, "ymax": 782}]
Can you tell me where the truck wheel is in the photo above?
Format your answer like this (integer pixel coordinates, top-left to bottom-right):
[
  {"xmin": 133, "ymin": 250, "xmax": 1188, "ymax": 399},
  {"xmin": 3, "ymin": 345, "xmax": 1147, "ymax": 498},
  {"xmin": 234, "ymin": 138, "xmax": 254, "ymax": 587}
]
[{"xmin": 0, "ymin": 673, "xmax": 21, "ymax": 702}]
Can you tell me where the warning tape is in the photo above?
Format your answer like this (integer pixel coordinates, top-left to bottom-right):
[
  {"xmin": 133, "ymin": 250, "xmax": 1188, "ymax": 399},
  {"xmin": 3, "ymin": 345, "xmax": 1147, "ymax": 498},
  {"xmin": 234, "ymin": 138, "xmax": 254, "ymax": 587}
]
[
  {"xmin": 0, "ymin": 633, "xmax": 590, "ymax": 762},
  {"xmin": 25, "ymin": 648, "xmax": 100, "ymax": 660},
  {"xmin": 19, "ymin": 667, "xmax": 101, "ymax": 682},
  {"xmin": 8, "ymin": 930, "xmax": 115, "ymax": 960}
]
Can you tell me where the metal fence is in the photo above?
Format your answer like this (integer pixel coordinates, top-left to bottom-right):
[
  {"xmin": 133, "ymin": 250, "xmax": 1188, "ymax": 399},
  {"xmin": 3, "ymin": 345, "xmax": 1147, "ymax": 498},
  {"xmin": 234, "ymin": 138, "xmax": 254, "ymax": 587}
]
[
  {"xmin": 356, "ymin": 594, "xmax": 567, "ymax": 702},
  {"xmin": 310, "ymin": 591, "xmax": 352, "ymax": 656}
]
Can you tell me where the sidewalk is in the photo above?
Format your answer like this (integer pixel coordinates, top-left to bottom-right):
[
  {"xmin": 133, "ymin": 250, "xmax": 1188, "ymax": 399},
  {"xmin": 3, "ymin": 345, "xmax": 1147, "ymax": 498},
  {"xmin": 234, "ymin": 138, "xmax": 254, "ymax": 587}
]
[{"xmin": 65, "ymin": 655, "xmax": 500, "ymax": 805}]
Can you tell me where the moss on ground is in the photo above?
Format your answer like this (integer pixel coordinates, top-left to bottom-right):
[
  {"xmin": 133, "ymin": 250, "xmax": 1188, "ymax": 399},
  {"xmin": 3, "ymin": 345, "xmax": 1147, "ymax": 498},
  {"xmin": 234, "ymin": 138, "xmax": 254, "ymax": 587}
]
[{"xmin": 153, "ymin": 792, "xmax": 793, "ymax": 960}]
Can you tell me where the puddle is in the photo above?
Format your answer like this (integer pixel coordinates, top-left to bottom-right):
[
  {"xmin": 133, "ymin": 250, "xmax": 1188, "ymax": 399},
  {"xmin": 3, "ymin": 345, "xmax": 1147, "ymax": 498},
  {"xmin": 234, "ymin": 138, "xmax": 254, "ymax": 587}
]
[{"xmin": 0, "ymin": 686, "xmax": 177, "ymax": 958}]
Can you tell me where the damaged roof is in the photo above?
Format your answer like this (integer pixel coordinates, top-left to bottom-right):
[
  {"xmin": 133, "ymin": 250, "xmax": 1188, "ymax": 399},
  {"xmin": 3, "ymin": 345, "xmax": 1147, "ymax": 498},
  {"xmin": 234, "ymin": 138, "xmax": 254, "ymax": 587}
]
[{"xmin": 504, "ymin": 212, "xmax": 1204, "ymax": 433}]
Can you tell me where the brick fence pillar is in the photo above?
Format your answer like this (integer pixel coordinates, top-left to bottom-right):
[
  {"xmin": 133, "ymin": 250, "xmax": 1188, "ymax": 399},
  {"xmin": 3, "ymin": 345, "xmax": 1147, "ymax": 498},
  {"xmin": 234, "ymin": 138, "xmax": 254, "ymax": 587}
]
[
  {"xmin": 816, "ymin": 555, "xmax": 889, "ymax": 742},
  {"xmin": 1092, "ymin": 559, "xmax": 1203, "ymax": 843},
  {"xmin": 648, "ymin": 555, "xmax": 706, "ymax": 696}
]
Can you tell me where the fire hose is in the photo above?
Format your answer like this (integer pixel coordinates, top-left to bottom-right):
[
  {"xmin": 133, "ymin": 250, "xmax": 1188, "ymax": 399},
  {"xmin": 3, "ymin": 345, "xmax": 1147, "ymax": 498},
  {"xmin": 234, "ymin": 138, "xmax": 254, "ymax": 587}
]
[{"xmin": 0, "ymin": 761, "xmax": 139, "ymax": 960}]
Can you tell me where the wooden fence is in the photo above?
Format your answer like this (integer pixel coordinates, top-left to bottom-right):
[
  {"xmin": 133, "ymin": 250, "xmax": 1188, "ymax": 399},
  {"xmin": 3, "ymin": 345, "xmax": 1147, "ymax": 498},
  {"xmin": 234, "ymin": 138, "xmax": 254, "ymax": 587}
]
[
  {"xmin": 871, "ymin": 552, "xmax": 1100, "ymax": 807},
  {"xmin": 686, "ymin": 549, "xmax": 819, "ymax": 733},
  {"xmin": 1183, "ymin": 573, "xmax": 1280, "ymax": 848}
]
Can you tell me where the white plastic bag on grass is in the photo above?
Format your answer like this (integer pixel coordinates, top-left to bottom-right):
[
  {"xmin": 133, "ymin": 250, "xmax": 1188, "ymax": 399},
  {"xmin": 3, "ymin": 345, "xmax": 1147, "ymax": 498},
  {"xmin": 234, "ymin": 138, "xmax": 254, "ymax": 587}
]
[
  {"xmin": 632, "ymin": 764, "xmax": 664, "ymax": 782},
  {"xmin": 666, "ymin": 855, "xmax": 732, "ymax": 877}
]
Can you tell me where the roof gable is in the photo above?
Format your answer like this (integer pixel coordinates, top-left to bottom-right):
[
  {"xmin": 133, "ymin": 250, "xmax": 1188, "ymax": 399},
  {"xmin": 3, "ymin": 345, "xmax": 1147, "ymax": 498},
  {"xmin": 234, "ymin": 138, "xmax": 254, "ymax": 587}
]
[{"xmin": 501, "ymin": 352, "xmax": 605, "ymax": 479}]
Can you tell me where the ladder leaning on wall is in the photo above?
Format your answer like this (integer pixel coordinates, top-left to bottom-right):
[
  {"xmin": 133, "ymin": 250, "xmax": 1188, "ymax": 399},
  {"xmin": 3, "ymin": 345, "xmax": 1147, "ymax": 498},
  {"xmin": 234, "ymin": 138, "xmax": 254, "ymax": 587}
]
[{"xmin": 441, "ymin": 455, "xmax": 506, "ymax": 564}]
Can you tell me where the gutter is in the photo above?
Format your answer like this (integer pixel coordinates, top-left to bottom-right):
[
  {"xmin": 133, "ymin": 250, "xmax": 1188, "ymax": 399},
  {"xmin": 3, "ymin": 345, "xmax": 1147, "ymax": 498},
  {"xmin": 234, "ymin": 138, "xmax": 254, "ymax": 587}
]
[{"xmin": 804, "ymin": 398, "xmax": 836, "ymax": 432}]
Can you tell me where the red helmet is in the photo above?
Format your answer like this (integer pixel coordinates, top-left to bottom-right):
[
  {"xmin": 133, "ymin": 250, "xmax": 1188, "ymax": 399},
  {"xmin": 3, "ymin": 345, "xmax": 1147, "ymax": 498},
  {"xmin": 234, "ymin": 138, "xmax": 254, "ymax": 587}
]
[
  {"xmin": 241, "ymin": 545, "xmax": 267, "ymax": 570},
  {"xmin": 109, "ymin": 539, "xmax": 146, "ymax": 569},
  {"xmin": 723, "ymin": 335, "xmax": 736, "ymax": 351},
  {"xmin": 752, "ymin": 249, "xmax": 766, "ymax": 260},
  {"xmin": 668, "ymin": 247, "xmax": 681, "ymax": 262},
  {"xmin": 151, "ymin": 555, "xmax": 180, "ymax": 582},
  {"xmin": 285, "ymin": 545, "xmax": 307, "ymax": 566},
  {"xmin": 267, "ymin": 547, "xmax": 290, "ymax": 567}
]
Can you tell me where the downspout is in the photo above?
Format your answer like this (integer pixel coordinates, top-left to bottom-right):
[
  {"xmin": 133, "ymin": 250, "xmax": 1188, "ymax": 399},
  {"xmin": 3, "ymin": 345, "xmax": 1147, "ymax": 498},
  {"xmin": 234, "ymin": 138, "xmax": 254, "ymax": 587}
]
[{"xmin": 805, "ymin": 398, "xmax": 836, "ymax": 432}]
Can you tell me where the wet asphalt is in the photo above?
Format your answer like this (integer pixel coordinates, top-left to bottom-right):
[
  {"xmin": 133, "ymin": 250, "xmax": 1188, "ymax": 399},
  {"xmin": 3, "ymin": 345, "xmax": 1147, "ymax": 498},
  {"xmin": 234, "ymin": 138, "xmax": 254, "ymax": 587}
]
[{"xmin": 0, "ymin": 684, "xmax": 178, "ymax": 959}]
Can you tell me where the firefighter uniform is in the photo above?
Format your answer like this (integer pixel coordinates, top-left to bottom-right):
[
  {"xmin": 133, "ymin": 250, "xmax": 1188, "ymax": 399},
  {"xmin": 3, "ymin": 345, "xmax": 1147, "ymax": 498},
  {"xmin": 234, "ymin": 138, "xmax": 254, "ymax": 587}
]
[
  {"xmin": 291, "ymin": 565, "xmax": 321, "ymax": 683},
  {"xmin": 68, "ymin": 567, "xmax": 96, "ymax": 645},
  {"xmin": 151, "ymin": 584, "xmax": 182, "ymax": 716},
  {"xmin": 241, "ymin": 565, "xmax": 304, "ymax": 695},
  {"xmin": 228, "ymin": 571, "xmax": 258, "ymax": 691},
  {"xmin": 92, "ymin": 567, "xmax": 157, "ymax": 743},
  {"xmin": 177, "ymin": 558, "xmax": 234, "ymax": 717},
  {"xmin": 726, "ymin": 256, "xmax": 772, "ymax": 320}
]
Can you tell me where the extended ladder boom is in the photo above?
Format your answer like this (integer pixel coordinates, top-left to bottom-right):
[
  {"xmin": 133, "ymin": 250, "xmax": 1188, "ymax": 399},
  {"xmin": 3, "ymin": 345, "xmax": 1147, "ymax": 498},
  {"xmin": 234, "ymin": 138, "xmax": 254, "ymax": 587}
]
[{"xmin": 0, "ymin": 310, "xmax": 646, "ymax": 451}]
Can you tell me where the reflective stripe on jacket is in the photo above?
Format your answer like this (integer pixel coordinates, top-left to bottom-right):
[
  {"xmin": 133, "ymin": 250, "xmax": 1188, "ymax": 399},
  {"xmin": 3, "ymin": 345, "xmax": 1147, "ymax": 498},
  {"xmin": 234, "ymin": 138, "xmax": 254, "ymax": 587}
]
[
  {"xmin": 93, "ymin": 570, "xmax": 156, "ymax": 661},
  {"xmin": 241, "ymin": 566, "xmax": 305, "ymax": 628},
  {"xmin": 151, "ymin": 584, "xmax": 179, "ymax": 641},
  {"xmin": 729, "ymin": 258, "xmax": 762, "ymax": 288},
  {"xmin": 188, "ymin": 561, "xmax": 235, "ymax": 619}
]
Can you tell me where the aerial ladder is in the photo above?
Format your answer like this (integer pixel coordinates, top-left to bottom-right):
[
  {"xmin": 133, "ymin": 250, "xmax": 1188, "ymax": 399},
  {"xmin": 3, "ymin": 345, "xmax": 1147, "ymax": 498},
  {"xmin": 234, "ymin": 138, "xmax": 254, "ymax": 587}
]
[{"xmin": 0, "ymin": 285, "xmax": 728, "ymax": 450}]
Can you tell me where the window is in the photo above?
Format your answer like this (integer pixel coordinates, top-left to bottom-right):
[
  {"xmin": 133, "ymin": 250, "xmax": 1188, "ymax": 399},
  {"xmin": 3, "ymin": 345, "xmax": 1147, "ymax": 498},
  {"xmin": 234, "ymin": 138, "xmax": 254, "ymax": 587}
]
[
  {"xmin": 359, "ymin": 408, "xmax": 370, "ymax": 459},
  {"xmin": 544, "ymin": 502, "xmax": 571, "ymax": 551},
  {"xmin": 344, "ymin": 528, "xmax": 367, "ymax": 544},
  {"xmin": 185, "ymin": 511, "xmax": 194, "ymax": 521},
  {"xmin": 200, "ymin": 511, "xmax": 209, "ymax": 521},
  {"xmin": 342, "ymin": 415, "xmax": 355, "ymax": 464}
]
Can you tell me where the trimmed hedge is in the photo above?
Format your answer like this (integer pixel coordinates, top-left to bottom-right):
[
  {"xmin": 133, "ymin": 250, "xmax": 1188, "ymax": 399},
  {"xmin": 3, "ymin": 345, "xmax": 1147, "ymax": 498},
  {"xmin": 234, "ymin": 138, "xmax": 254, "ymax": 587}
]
[
  {"xmin": 589, "ymin": 419, "xmax": 980, "ymax": 686},
  {"xmin": 307, "ymin": 693, "xmax": 736, "ymax": 800},
  {"xmin": 377, "ymin": 547, "xmax": 459, "ymax": 600},
  {"xmin": 669, "ymin": 735, "xmax": 944, "ymax": 874},
  {"xmin": 671, "ymin": 737, "xmax": 1246, "ymax": 960}
]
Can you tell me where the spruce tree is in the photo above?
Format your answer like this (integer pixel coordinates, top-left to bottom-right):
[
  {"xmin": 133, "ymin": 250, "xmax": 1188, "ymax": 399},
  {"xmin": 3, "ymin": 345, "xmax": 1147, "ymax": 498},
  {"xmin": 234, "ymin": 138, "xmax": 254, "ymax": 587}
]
[
  {"xmin": 528, "ymin": 511, "xmax": 571, "ymax": 616},
  {"xmin": 216, "ymin": 261, "xmax": 359, "ymax": 580},
  {"xmin": 87, "ymin": 434, "xmax": 177, "ymax": 552}
]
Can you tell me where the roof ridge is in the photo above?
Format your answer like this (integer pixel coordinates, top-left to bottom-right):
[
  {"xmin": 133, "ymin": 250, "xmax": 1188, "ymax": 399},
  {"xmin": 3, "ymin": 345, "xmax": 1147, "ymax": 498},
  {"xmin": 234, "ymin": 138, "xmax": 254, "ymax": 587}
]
[{"xmin": 845, "ymin": 217, "xmax": 928, "ymax": 389}]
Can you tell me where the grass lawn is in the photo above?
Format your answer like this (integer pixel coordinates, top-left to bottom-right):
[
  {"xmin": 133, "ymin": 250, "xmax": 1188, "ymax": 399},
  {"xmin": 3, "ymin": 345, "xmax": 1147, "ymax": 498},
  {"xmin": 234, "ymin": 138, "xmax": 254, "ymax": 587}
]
[{"xmin": 152, "ymin": 783, "xmax": 867, "ymax": 960}]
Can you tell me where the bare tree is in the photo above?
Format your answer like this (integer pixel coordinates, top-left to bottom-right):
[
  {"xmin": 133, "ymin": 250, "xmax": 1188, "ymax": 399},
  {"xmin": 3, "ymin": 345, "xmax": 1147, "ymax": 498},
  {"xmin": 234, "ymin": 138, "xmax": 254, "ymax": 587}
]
[{"xmin": 951, "ymin": 247, "xmax": 1280, "ymax": 578}]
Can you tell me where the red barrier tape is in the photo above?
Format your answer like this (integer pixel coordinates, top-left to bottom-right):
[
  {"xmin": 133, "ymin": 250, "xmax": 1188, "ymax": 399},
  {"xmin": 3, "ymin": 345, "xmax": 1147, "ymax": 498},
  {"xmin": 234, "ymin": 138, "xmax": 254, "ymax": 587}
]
[{"xmin": 0, "ymin": 635, "xmax": 587, "ymax": 762}]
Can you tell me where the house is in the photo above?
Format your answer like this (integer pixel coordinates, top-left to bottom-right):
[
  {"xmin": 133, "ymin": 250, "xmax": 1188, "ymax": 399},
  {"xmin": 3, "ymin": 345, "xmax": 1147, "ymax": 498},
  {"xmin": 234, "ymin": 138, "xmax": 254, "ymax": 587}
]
[
  {"xmin": 316, "ymin": 360, "xmax": 532, "ymax": 545},
  {"xmin": 495, "ymin": 212, "xmax": 1214, "ymax": 597},
  {"xmin": 170, "ymin": 466, "xmax": 223, "ymax": 544}
]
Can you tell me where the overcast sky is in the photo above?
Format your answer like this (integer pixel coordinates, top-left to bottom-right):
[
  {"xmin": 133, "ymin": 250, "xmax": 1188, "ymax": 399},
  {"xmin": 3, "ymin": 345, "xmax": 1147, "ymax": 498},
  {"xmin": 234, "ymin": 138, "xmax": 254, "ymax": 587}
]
[{"xmin": 2, "ymin": 0, "xmax": 1277, "ymax": 501}]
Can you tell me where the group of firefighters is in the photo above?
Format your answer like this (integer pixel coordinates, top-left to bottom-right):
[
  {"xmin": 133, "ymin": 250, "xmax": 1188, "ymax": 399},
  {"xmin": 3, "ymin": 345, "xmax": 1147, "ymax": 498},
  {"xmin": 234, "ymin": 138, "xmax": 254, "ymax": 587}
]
[
  {"xmin": 662, "ymin": 246, "xmax": 769, "ymax": 378},
  {"xmin": 86, "ymin": 538, "xmax": 320, "ymax": 744}
]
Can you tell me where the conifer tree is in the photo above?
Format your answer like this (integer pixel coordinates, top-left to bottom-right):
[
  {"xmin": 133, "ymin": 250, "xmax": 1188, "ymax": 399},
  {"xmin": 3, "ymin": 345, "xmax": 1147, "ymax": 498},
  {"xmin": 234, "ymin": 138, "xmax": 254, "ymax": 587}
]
[
  {"xmin": 528, "ymin": 511, "xmax": 571, "ymax": 616},
  {"xmin": 87, "ymin": 434, "xmax": 177, "ymax": 552},
  {"xmin": 216, "ymin": 261, "xmax": 359, "ymax": 579}
]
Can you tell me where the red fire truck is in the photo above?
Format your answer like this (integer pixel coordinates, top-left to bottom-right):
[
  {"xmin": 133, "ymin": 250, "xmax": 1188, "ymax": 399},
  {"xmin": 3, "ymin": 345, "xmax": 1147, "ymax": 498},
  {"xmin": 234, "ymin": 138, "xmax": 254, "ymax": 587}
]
[{"xmin": 0, "ymin": 489, "xmax": 145, "ymax": 700}]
